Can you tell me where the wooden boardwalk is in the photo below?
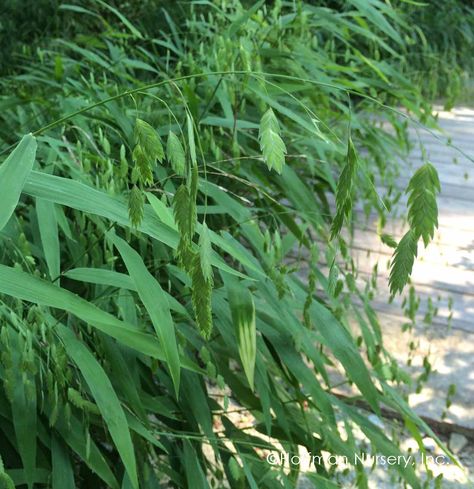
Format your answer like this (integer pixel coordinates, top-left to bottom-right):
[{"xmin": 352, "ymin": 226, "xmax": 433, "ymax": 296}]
[{"xmin": 352, "ymin": 107, "xmax": 474, "ymax": 428}]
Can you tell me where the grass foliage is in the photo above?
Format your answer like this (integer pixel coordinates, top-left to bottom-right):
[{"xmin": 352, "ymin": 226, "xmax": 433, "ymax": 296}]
[{"xmin": 0, "ymin": 1, "xmax": 472, "ymax": 488}]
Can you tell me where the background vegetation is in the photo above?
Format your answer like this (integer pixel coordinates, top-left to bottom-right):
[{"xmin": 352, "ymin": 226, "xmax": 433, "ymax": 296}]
[{"xmin": 0, "ymin": 1, "xmax": 473, "ymax": 488}]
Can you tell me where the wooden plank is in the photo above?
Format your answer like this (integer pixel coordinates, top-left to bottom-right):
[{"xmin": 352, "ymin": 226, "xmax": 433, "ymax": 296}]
[
  {"xmin": 397, "ymin": 162, "xmax": 474, "ymax": 189},
  {"xmin": 349, "ymin": 229, "xmax": 474, "ymax": 270},
  {"xmin": 393, "ymin": 179, "xmax": 474, "ymax": 202},
  {"xmin": 407, "ymin": 128, "xmax": 474, "ymax": 144},
  {"xmin": 374, "ymin": 310, "xmax": 474, "ymax": 428},
  {"xmin": 334, "ymin": 391, "xmax": 474, "ymax": 440},
  {"xmin": 319, "ymin": 109, "xmax": 474, "ymax": 428},
  {"xmin": 408, "ymin": 148, "xmax": 474, "ymax": 166},
  {"xmin": 352, "ymin": 212, "xmax": 474, "ymax": 250},
  {"xmin": 355, "ymin": 271, "xmax": 474, "ymax": 333},
  {"xmin": 348, "ymin": 243, "xmax": 474, "ymax": 296},
  {"xmin": 328, "ymin": 191, "xmax": 474, "ymax": 231},
  {"xmin": 315, "ymin": 260, "xmax": 474, "ymax": 332},
  {"xmin": 296, "ymin": 257, "xmax": 474, "ymax": 333}
]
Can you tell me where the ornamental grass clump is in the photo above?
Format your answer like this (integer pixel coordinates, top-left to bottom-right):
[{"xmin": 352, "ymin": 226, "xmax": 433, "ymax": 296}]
[{"xmin": 0, "ymin": 1, "xmax": 471, "ymax": 488}]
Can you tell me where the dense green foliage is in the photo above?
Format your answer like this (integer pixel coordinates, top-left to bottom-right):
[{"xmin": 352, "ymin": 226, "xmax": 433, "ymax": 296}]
[
  {"xmin": 0, "ymin": 1, "xmax": 472, "ymax": 488},
  {"xmin": 399, "ymin": 0, "xmax": 474, "ymax": 107}
]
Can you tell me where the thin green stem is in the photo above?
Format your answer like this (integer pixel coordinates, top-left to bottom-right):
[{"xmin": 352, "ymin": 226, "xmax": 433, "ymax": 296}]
[{"xmin": 0, "ymin": 69, "xmax": 464, "ymax": 165}]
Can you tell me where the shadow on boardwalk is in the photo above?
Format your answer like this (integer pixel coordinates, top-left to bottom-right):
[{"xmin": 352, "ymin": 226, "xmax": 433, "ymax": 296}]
[{"xmin": 356, "ymin": 107, "xmax": 474, "ymax": 429}]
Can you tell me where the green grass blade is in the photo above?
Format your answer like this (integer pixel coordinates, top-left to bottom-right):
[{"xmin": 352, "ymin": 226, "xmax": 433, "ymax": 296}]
[
  {"xmin": 226, "ymin": 276, "xmax": 256, "ymax": 390},
  {"xmin": 146, "ymin": 192, "xmax": 177, "ymax": 229},
  {"xmin": 24, "ymin": 171, "xmax": 249, "ymax": 278},
  {"xmin": 310, "ymin": 300, "xmax": 380, "ymax": 414},
  {"xmin": 186, "ymin": 113, "xmax": 197, "ymax": 167},
  {"xmin": 0, "ymin": 265, "xmax": 201, "ymax": 372},
  {"xmin": 51, "ymin": 435, "xmax": 75, "ymax": 489},
  {"xmin": 64, "ymin": 268, "xmax": 135, "ymax": 290},
  {"xmin": 64, "ymin": 267, "xmax": 189, "ymax": 317},
  {"xmin": 57, "ymin": 325, "xmax": 138, "ymax": 489},
  {"xmin": 7, "ymin": 330, "xmax": 37, "ymax": 489},
  {"xmin": 53, "ymin": 410, "xmax": 119, "ymax": 489},
  {"xmin": 0, "ymin": 134, "xmax": 36, "ymax": 231},
  {"xmin": 337, "ymin": 399, "xmax": 420, "ymax": 489},
  {"xmin": 109, "ymin": 233, "xmax": 181, "ymax": 395},
  {"xmin": 95, "ymin": 0, "xmax": 143, "ymax": 39},
  {"xmin": 23, "ymin": 171, "xmax": 178, "ymax": 247},
  {"xmin": 5, "ymin": 469, "xmax": 49, "ymax": 487},
  {"xmin": 227, "ymin": 0, "xmax": 264, "ymax": 37},
  {"xmin": 0, "ymin": 264, "xmax": 165, "ymax": 360},
  {"xmin": 36, "ymin": 198, "xmax": 60, "ymax": 283},
  {"xmin": 182, "ymin": 441, "xmax": 210, "ymax": 489}
]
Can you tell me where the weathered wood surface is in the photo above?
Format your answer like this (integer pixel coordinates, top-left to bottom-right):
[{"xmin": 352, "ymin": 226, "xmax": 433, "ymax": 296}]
[{"xmin": 354, "ymin": 107, "xmax": 474, "ymax": 427}]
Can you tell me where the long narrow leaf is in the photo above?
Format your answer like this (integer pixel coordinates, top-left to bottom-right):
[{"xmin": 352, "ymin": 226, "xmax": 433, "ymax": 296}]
[
  {"xmin": 0, "ymin": 265, "xmax": 165, "ymax": 362},
  {"xmin": 57, "ymin": 325, "xmax": 138, "ymax": 489},
  {"xmin": 8, "ymin": 330, "xmax": 37, "ymax": 489},
  {"xmin": 51, "ymin": 435, "xmax": 75, "ymax": 489},
  {"xmin": 226, "ymin": 276, "xmax": 256, "ymax": 390},
  {"xmin": 109, "ymin": 233, "xmax": 181, "ymax": 395},
  {"xmin": 0, "ymin": 134, "xmax": 36, "ymax": 231},
  {"xmin": 36, "ymin": 198, "xmax": 60, "ymax": 282}
]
